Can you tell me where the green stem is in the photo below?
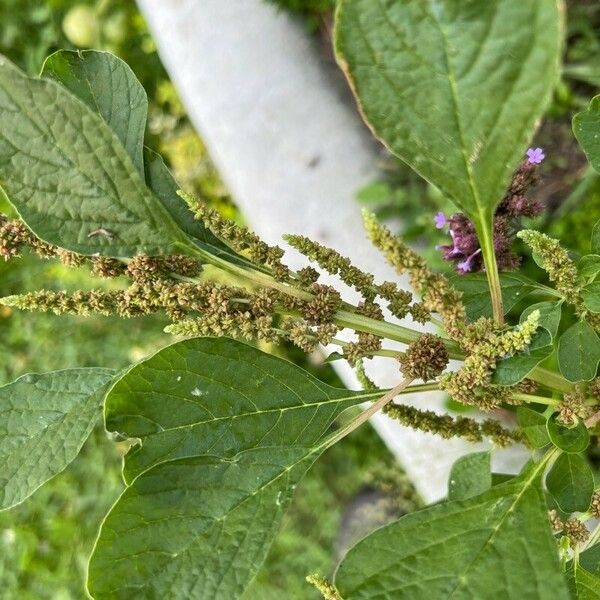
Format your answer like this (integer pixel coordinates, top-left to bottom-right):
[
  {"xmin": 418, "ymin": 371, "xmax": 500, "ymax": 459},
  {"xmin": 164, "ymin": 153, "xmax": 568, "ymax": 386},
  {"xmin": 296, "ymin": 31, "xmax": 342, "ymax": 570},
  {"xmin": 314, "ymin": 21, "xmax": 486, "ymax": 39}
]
[
  {"xmin": 528, "ymin": 367, "xmax": 573, "ymax": 393},
  {"xmin": 511, "ymin": 393, "xmax": 558, "ymax": 407},
  {"xmin": 477, "ymin": 223, "xmax": 504, "ymax": 325}
]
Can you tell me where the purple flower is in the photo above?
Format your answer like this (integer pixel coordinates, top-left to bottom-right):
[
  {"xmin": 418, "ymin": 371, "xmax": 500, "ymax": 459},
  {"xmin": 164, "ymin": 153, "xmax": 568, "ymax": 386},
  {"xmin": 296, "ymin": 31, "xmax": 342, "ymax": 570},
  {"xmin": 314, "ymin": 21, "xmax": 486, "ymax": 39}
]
[
  {"xmin": 434, "ymin": 212, "xmax": 447, "ymax": 229},
  {"xmin": 456, "ymin": 249, "xmax": 482, "ymax": 273},
  {"xmin": 526, "ymin": 147, "xmax": 545, "ymax": 165}
]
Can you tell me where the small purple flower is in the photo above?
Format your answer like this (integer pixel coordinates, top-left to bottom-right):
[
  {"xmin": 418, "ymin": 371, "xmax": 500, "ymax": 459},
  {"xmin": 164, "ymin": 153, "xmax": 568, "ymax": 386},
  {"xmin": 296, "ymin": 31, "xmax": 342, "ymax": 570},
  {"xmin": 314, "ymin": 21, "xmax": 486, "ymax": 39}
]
[
  {"xmin": 434, "ymin": 212, "xmax": 447, "ymax": 229},
  {"xmin": 456, "ymin": 249, "xmax": 482, "ymax": 274},
  {"xmin": 526, "ymin": 147, "xmax": 545, "ymax": 165}
]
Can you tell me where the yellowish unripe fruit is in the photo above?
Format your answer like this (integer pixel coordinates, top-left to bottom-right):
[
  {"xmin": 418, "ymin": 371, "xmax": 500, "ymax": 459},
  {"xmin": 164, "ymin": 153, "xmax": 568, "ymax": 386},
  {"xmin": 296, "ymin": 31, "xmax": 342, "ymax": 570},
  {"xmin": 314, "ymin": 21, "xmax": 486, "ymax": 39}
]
[{"xmin": 62, "ymin": 5, "xmax": 99, "ymax": 48}]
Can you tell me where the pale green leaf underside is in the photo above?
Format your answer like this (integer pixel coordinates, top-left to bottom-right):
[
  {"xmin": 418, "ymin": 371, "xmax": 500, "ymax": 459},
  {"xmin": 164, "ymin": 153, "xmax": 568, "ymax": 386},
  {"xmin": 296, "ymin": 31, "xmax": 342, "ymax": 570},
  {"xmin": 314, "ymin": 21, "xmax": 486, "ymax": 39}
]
[
  {"xmin": 0, "ymin": 368, "xmax": 114, "ymax": 510},
  {"xmin": 334, "ymin": 463, "xmax": 569, "ymax": 599},
  {"xmin": 335, "ymin": 0, "xmax": 562, "ymax": 227},
  {"xmin": 88, "ymin": 337, "xmax": 380, "ymax": 599},
  {"xmin": 41, "ymin": 49, "xmax": 148, "ymax": 175},
  {"xmin": 0, "ymin": 55, "xmax": 190, "ymax": 257}
]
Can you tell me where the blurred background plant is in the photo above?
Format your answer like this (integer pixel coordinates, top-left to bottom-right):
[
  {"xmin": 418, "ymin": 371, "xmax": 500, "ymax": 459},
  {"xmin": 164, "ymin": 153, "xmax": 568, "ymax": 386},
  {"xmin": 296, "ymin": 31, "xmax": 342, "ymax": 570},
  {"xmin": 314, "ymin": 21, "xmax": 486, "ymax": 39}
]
[{"xmin": 0, "ymin": 1, "xmax": 418, "ymax": 598}]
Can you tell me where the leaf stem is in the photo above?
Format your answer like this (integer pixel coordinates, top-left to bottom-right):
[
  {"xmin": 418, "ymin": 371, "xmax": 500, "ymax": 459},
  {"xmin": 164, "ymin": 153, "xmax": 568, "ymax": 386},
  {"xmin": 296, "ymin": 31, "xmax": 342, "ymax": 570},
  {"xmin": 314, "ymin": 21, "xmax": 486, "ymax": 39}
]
[{"xmin": 320, "ymin": 378, "xmax": 413, "ymax": 451}]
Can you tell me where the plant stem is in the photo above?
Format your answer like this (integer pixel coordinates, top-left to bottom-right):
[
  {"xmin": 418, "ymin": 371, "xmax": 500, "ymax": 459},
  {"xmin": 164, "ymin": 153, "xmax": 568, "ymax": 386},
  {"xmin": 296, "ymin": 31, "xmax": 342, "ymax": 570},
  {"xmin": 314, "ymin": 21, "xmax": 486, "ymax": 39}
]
[
  {"xmin": 320, "ymin": 378, "xmax": 413, "ymax": 451},
  {"xmin": 511, "ymin": 393, "xmax": 558, "ymax": 407},
  {"xmin": 528, "ymin": 367, "xmax": 573, "ymax": 393},
  {"xmin": 478, "ymin": 223, "xmax": 504, "ymax": 325}
]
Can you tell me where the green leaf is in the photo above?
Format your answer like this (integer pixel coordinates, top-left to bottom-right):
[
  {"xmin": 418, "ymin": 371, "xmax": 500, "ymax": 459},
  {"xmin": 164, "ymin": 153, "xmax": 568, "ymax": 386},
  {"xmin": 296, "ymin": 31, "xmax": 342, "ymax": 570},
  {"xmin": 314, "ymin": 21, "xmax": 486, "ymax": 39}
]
[
  {"xmin": 578, "ymin": 255, "xmax": 600, "ymax": 282},
  {"xmin": 574, "ymin": 95, "xmax": 600, "ymax": 175},
  {"xmin": 517, "ymin": 407, "xmax": 551, "ymax": 449},
  {"xmin": 39, "ymin": 50, "xmax": 239, "ymax": 267},
  {"xmin": 0, "ymin": 368, "xmax": 114, "ymax": 510},
  {"xmin": 546, "ymin": 453, "xmax": 594, "ymax": 513},
  {"xmin": 40, "ymin": 49, "xmax": 147, "ymax": 175},
  {"xmin": 492, "ymin": 328, "xmax": 553, "ymax": 386},
  {"xmin": 87, "ymin": 337, "xmax": 381, "ymax": 599},
  {"xmin": 558, "ymin": 320, "xmax": 600, "ymax": 382},
  {"xmin": 333, "ymin": 460, "xmax": 569, "ymax": 600},
  {"xmin": 450, "ymin": 273, "xmax": 538, "ymax": 321},
  {"xmin": 567, "ymin": 563, "xmax": 600, "ymax": 600},
  {"xmin": 0, "ymin": 55, "xmax": 191, "ymax": 257},
  {"xmin": 583, "ymin": 282, "xmax": 600, "ymax": 313},
  {"xmin": 547, "ymin": 415, "xmax": 590, "ymax": 454},
  {"xmin": 448, "ymin": 451, "xmax": 491, "ymax": 501},
  {"xmin": 335, "ymin": 0, "xmax": 562, "ymax": 235},
  {"xmin": 580, "ymin": 543, "xmax": 600, "ymax": 578}
]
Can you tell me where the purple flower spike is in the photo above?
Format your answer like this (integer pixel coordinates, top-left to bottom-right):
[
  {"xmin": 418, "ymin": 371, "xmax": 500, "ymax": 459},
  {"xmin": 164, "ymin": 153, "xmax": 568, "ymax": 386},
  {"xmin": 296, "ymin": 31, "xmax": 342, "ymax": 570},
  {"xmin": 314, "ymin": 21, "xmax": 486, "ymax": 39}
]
[
  {"xmin": 434, "ymin": 212, "xmax": 447, "ymax": 229},
  {"xmin": 526, "ymin": 147, "xmax": 545, "ymax": 165}
]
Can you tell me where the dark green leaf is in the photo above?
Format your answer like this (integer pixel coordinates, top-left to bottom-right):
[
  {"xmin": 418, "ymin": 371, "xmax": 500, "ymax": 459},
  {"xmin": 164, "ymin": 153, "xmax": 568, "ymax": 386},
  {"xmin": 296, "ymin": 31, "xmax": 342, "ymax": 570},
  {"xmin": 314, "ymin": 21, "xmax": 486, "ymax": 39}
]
[
  {"xmin": 41, "ymin": 49, "xmax": 147, "ymax": 175},
  {"xmin": 87, "ymin": 337, "xmax": 381, "ymax": 599},
  {"xmin": 0, "ymin": 55, "xmax": 191, "ymax": 257},
  {"xmin": 335, "ymin": 0, "xmax": 562, "ymax": 235},
  {"xmin": 517, "ymin": 407, "xmax": 551, "ymax": 449},
  {"xmin": 451, "ymin": 273, "xmax": 539, "ymax": 321},
  {"xmin": 578, "ymin": 255, "xmax": 600, "ymax": 282},
  {"xmin": 558, "ymin": 321, "xmax": 600, "ymax": 382},
  {"xmin": 547, "ymin": 415, "xmax": 590, "ymax": 454},
  {"xmin": 574, "ymin": 95, "xmax": 600, "ymax": 175},
  {"xmin": 546, "ymin": 453, "xmax": 594, "ymax": 513},
  {"xmin": 0, "ymin": 368, "xmax": 114, "ymax": 510},
  {"xmin": 333, "ymin": 460, "xmax": 568, "ymax": 600},
  {"xmin": 492, "ymin": 328, "xmax": 553, "ymax": 386},
  {"xmin": 448, "ymin": 451, "xmax": 491, "ymax": 501},
  {"xmin": 583, "ymin": 282, "xmax": 600, "ymax": 313},
  {"xmin": 580, "ymin": 543, "xmax": 600, "ymax": 577}
]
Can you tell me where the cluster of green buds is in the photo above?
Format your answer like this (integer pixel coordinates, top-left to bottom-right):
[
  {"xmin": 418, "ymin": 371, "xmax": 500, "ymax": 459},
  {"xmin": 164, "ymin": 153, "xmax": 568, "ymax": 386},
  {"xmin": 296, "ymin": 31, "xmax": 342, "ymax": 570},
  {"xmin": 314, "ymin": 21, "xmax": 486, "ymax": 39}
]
[{"xmin": 1, "ymin": 194, "xmax": 599, "ymax": 451}]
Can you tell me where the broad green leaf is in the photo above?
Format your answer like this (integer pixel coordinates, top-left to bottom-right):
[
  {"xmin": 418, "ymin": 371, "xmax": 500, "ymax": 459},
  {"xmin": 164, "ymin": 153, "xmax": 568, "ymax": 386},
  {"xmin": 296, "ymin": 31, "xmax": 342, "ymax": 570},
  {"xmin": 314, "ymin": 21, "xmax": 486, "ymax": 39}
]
[
  {"xmin": 0, "ymin": 55, "xmax": 191, "ymax": 257},
  {"xmin": 566, "ymin": 563, "xmax": 600, "ymax": 600},
  {"xmin": 521, "ymin": 301, "xmax": 562, "ymax": 338},
  {"xmin": 41, "ymin": 49, "xmax": 147, "ymax": 175},
  {"xmin": 546, "ymin": 453, "xmax": 594, "ymax": 513},
  {"xmin": 492, "ymin": 328, "xmax": 553, "ymax": 386},
  {"xmin": 574, "ymin": 96, "xmax": 600, "ymax": 175},
  {"xmin": 547, "ymin": 415, "xmax": 590, "ymax": 454},
  {"xmin": 333, "ymin": 460, "xmax": 569, "ymax": 600},
  {"xmin": 450, "ymin": 273, "xmax": 539, "ymax": 321},
  {"xmin": 88, "ymin": 337, "xmax": 381, "ymax": 599},
  {"xmin": 558, "ymin": 320, "xmax": 600, "ymax": 382},
  {"xmin": 335, "ymin": 0, "xmax": 562, "ymax": 234},
  {"xmin": 39, "ymin": 50, "xmax": 239, "ymax": 267},
  {"xmin": 583, "ymin": 282, "xmax": 600, "ymax": 313},
  {"xmin": 517, "ymin": 407, "xmax": 551, "ymax": 449},
  {"xmin": 0, "ymin": 368, "xmax": 113, "ymax": 510},
  {"xmin": 448, "ymin": 451, "xmax": 491, "ymax": 501},
  {"xmin": 578, "ymin": 255, "xmax": 600, "ymax": 282}
]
